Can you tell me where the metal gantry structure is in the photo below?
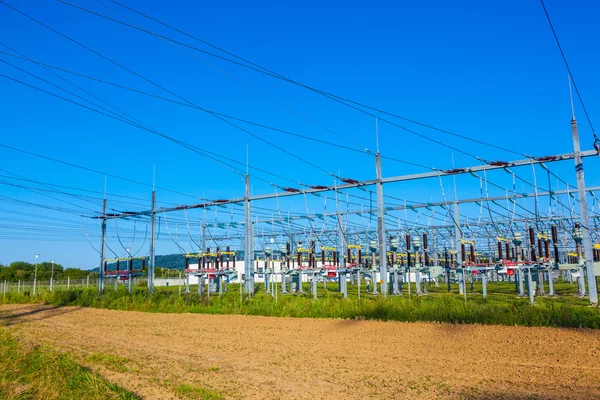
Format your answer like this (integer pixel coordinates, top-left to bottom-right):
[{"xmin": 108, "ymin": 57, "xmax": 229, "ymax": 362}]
[{"xmin": 94, "ymin": 131, "xmax": 600, "ymax": 304}]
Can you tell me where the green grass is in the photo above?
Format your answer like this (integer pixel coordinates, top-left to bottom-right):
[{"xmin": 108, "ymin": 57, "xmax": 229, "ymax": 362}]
[
  {"xmin": 2, "ymin": 278, "xmax": 600, "ymax": 329},
  {"xmin": 175, "ymin": 383, "xmax": 224, "ymax": 400},
  {"xmin": 0, "ymin": 328, "xmax": 139, "ymax": 400},
  {"xmin": 87, "ymin": 353, "xmax": 138, "ymax": 373}
]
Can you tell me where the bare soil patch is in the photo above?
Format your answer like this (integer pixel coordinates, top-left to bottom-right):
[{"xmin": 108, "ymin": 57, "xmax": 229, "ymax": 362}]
[{"xmin": 1, "ymin": 304, "xmax": 600, "ymax": 399}]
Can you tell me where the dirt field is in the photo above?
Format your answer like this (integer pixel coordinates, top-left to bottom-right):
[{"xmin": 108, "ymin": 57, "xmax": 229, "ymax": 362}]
[{"xmin": 1, "ymin": 304, "xmax": 600, "ymax": 399}]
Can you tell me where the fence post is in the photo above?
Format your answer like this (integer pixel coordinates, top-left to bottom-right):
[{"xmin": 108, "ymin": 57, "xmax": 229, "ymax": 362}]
[{"xmin": 68, "ymin": 277, "xmax": 70, "ymax": 290}]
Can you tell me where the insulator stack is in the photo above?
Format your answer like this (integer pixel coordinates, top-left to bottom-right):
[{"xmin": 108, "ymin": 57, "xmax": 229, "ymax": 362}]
[
  {"xmin": 358, "ymin": 249, "xmax": 363, "ymax": 266},
  {"xmin": 321, "ymin": 249, "xmax": 325, "ymax": 264},
  {"xmin": 226, "ymin": 246, "xmax": 231, "ymax": 268},
  {"xmin": 216, "ymin": 246, "xmax": 220, "ymax": 270},
  {"xmin": 551, "ymin": 224, "xmax": 559, "ymax": 263},
  {"xmin": 529, "ymin": 227, "xmax": 536, "ymax": 261},
  {"xmin": 347, "ymin": 248, "xmax": 352, "ymax": 266},
  {"xmin": 461, "ymin": 243, "xmax": 466, "ymax": 264},
  {"xmin": 333, "ymin": 250, "xmax": 337, "ymax": 266},
  {"xmin": 470, "ymin": 244, "xmax": 475, "ymax": 263},
  {"xmin": 544, "ymin": 240, "xmax": 550, "ymax": 259},
  {"xmin": 406, "ymin": 233, "xmax": 411, "ymax": 268},
  {"xmin": 444, "ymin": 248, "xmax": 449, "ymax": 267},
  {"xmin": 423, "ymin": 233, "xmax": 429, "ymax": 266},
  {"xmin": 497, "ymin": 242, "xmax": 503, "ymax": 260},
  {"xmin": 537, "ymin": 239, "xmax": 543, "ymax": 261}
]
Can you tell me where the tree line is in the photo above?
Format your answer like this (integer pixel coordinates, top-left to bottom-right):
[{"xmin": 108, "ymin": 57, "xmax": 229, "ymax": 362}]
[{"xmin": 0, "ymin": 261, "xmax": 92, "ymax": 282}]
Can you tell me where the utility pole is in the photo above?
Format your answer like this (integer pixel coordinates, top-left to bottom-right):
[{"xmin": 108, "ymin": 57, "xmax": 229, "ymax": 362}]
[
  {"xmin": 375, "ymin": 152, "xmax": 387, "ymax": 296},
  {"xmin": 148, "ymin": 189, "xmax": 156, "ymax": 293},
  {"xmin": 99, "ymin": 182, "xmax": 107, "ymax": 294},
  {"xmin": 244, "ymin": 173, "xmax": 253, "ymax": 294},
  {"xmin": 33, "ymin": 253, "xmax": 39, "ymax": 296},
  {"xmin": 337, "ymin": 212, "xmax": 346, "ymax": 297},
  {"xmin": 571, "ymin": 116, "xmax": 598, "ymax": 304},
  {"xmin": 338, "ymin": 213, "xmax": 346, "ymax": 269},
  {"xmin": 50, "ymin": 260, "xmax": 55, "ymax": 292},
  {"xmin": 454, "ymin": 201, "xmax": 463, "ymax": 295}
]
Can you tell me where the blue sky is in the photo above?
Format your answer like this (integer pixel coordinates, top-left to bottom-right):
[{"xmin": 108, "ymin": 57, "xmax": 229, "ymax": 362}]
[{"xmin": 1, "ymin": 0, "xmax": 599, "ymax": 268}]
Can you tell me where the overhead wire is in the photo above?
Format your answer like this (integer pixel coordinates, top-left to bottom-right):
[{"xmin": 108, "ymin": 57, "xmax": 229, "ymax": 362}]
[{"xmin": 69, "ymin": 0, "xmax": 531, "ymax": 160}]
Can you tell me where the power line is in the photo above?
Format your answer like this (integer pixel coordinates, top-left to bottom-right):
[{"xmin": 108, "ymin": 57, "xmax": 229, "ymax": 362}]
[
  {"xmin": 1, "ymin": 2, "xmax": 354, "ymax": 184},
  {"xmin": 0, "ymin": 49, "xmax": 439, "ymax": 171},
  {"xmin": 0, "ymin": 142, "xmax": 199, "ymax": 200},
  {"xmin": 539, "ymin": 0, "xmax": 596, "ymax": 136},
  {"xmin": 99, "ymin": 0, "xmax": 530, "ymax": 159},
  {"xmin": 52, "ymin": 0, "xmax": 479, "ymax": 161}
]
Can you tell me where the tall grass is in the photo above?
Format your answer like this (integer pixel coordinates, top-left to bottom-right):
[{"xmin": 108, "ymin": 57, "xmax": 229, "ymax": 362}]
[
  {"xmin": 3, "ymin": 283, "xmax": 600, "ymax": 329},
  {"xmin": 0, "ymin": 328, "xmax": 139, "ymax": 399}
]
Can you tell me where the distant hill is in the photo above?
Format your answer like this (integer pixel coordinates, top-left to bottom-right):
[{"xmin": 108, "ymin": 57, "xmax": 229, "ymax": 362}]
[
  {"xmin": 155, "ymin": 254, "xmax": 186, "ymax": 270},
  {"xmin": 92, "ymin": 250, "xmax": 285, "ymax": 272}
]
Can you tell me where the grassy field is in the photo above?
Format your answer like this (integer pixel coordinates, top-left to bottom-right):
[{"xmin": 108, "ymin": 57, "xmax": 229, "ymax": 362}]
[
  {"xmin": 2, "ymin": 277, "xmax": 600, "ymax": 329},
  {"xmin": 0, "ymin": 328, "xmax": 139, "ymax": 400}
]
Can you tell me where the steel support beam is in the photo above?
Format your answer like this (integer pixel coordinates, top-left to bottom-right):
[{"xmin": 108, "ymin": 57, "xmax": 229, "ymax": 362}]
[
  {"xmin": 454, "ymin": 201, "xmax": 464, "ymax": 294},
  {"xmin": 148, "ymin": 190, "xmax": 156, "ymax": 293},
  {"xmin": 100, "ymin": 151, "xmax": 598, "ymax": 220},
  {"xmin": 376, "ymin": 153, "xmax": 387, "ymax": 296},
  {"xmin": 571, "ymin": 118, "xmax": 598, "ymax": 304},
  {"xmin": 244, "ymin": 174, "xmax": 253, "ymax": 294},
  {"xmin": 98, "ymin": 198, "xmax": 106, "ymax": 293}
]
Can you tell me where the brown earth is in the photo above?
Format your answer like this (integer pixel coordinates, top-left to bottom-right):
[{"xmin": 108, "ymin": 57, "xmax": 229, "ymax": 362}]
[{"xmin": 1, "ymin": 304, "xmax": 600, "ymax": 399}]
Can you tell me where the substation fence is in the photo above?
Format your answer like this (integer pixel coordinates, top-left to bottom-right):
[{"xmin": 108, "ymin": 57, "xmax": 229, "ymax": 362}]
[{"xmin": 0, "ymin": 277, "xmax": 148, "ymax": 295}]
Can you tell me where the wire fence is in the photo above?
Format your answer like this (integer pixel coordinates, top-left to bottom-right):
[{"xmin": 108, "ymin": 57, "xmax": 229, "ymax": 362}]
[{"xmin": 0, "ymin": 277, "xmax": 150, "ymax": 295}]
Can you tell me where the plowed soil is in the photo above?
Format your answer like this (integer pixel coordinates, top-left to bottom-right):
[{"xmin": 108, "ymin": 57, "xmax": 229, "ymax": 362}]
[{"xmin": 1, "ymin": 304, "xmax": 600, "ymax": 399}]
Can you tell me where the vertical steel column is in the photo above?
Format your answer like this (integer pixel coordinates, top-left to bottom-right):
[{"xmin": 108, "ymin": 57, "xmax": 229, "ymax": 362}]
[
  {"xmin": 98, "ymin": 198, "xmax": 106, "ymax": 294},
  {"xmin": 338, "ymin": 212, "xmax": 347, "ymax": 298},
  {"xmin": 185, "ymin": 257, "xmax": 190, "ymax": 293},
  {"xmin": 128, "ymin": 258, "xmax": 133, "ymax": 294},
  {"xmin": 148, "ymin": 190, "xmax": 156, "ymax": 293},
  {"xmin": 432, "ymin": 229, "xmax": 438, "ymax": 268},
  {"xmin": 244, "ymin": 174, "xmax": 252, "ymax": 294},
  {"xmin": 571, "ymin": 117, "xmax": 598, "ymax": 304},
  {"xmin": 250, "ymin": 221, "xmax": 255, "ymax": 293},
  {"xmin": 375, "ymin": 153, "xmax": 387, "ymax": 296},
  {"xmin": 201, "ymin": 225, "xmax": 206, "ymax": 257},
  {"xmin": 454, "ymin": 201, "xmax": 464, "ymax": 295},
  {"xmin": 527, "ymin": 267, "xmax": 534, "ymax": 304},
  {"xmin": 482, "ymin": 271, "xmax": 487, "ymax": 299}
]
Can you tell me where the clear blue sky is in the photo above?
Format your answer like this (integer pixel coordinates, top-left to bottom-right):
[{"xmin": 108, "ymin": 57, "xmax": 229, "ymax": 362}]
[{"xmin": 1, "ymin": 0, "xmax": 599, "ymax": 269}]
